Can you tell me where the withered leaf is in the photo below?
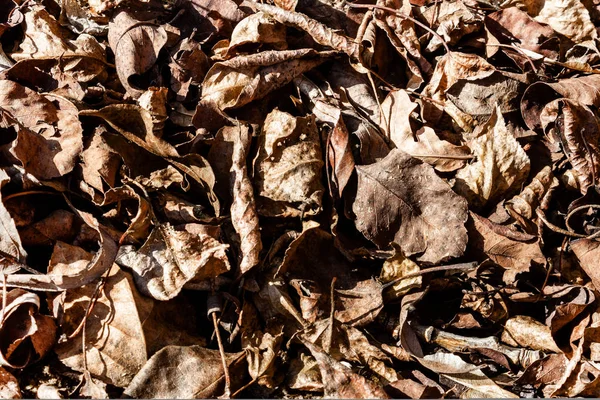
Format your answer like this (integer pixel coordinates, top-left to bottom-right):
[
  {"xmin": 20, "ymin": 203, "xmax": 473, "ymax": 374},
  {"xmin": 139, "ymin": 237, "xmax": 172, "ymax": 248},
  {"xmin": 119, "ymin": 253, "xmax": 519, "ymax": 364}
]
[
  {"xmin": 0, "ymin": 289, "xmax": 56, "ymax": 369},
  {"xmin": 468, "ymin": 212, "xmax": 545, "ymax": 283},
  {"xmin": 107, "ymin": 11, "xmax": 167, "ymax": 98},
  {"xmin": 254, "ymin": 109, "xmax": 324, "ymax": 217},
  {"xmin": 540, "ymin": 98, "xmax": 600, "ymax": 193},
  {"xmin": 520, "ymin": 0, "xmax": 597, "ymax": 42},
  {"xmin": 50, "ymin": 242, "xmax": 150, "ymax": 388},
  {"xmin": 502, "ymin": 315, "xmax": 562, "ymax": 353},
  {"xmin": 116, "ymin": 223, "xmax": 230, "ymax": 301},
  {"xmin": 302, "ymin": 340, "xmax": 390, "ymax": 399},
  {"xmin": 0, "ymin": 367, "xmax": 20, "ymax": 399},
  {"xmin": 454, "ymin": 105, "xmax": 530, "ymax": 210},
  {"xmin": 353, "ymin": 148, "xmax": 468, "ymax": 264},
  {"xmin": 228, "ymin": 125, "xmax": 262, "ymax": 276},
  {"xmin": 0, "ymin": 169, "xmax": 26, "ymax": 264},
  {"xmin": 0, "ymin": 81, "xmax": 83, "ymax": 179},
  {"xmin": 201, "ymin": 49, "xmax": 332, "ymax": 110},
  {"xmin": 225, "ymin": 12, "xmax": 287, "ymax": 56},
  {"xmin": 571, "ymin": 239, "xmax": 600, "ymax": 292},
  {"xmin": 124, "ymin": 346, "xmax": 246, "ymax": 398}
]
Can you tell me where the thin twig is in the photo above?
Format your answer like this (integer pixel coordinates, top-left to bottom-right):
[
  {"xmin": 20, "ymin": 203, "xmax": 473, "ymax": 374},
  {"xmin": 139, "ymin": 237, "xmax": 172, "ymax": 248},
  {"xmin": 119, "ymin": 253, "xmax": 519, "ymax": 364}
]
[
  {"xmin": 382, "ymin": 262, "xmax": 477, "ymax": 289},
  {"xmin": 410, "ymin": 153, "xmax": 475, "ymax": 160},
  {"xmin": 3, "ymin": 190, "xmax": 60, "ymax": 202},
  {"xmin": 325, "ymin": 277, "xmax": 337, "ymax": 354},
  {"xmin": 213, "ymin": 311, "xmax": 232, "ymax": 399},
  {"xmin": 565, "ymin": 204, "xmax": 600, "ymax": 234},
  {"xmin": 536, "ymin": 208, "xmax": 586, "ymax": 238}
]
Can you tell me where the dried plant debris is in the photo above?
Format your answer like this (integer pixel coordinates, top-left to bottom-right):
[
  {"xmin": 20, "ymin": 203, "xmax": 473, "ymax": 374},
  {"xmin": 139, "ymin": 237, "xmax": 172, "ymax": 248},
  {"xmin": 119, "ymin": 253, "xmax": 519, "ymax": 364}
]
[{"xmin": 1, "ymin": 0, "xmax": 600, "ymax": 398}]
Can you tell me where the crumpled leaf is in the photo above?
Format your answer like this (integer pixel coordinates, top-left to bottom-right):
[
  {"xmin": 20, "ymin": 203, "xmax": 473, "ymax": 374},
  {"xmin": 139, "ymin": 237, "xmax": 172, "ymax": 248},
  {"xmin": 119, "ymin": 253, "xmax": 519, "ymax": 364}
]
[
  {"xmin": 380, "ymin": 244, "xmax": 422, "ymax": 301},
  {"xmin": 254, "ymin": 109, "xmax": 324, "ymax": 217},
  {"xmin": 0, "ymin": 289, "xmax": 56, "ymax": 368},
  {"xmin": 200, "ymin": 49, "xmax": 332, "ymax": 110},
  {"xmin": 0, "ymin": 169, "xmax": 26, "ymax": 264},
  {"xmin": 419, "ymin": 0, "xmax": 483, "ymax": 53},
  {"xmin": 50, "ymin": 242, "xmax": 150, "ymax": 388},
  {"xmin": 540, "ymin": 98, "xmax": 600, "ymax": 193},
  {"xmin": 502, "ymin": 315, "xmax": 562, "ymax": 353},
  {"xmin": 227, "ymin": 124, "xmax": 263, "ymax": 276},
  {"xmin": 521, "ymin": 74, "xmax": 600, "ymax": 131},
  {"xmin": 116, "ymin": 223, "xmax": 230, "ymax": 301},
  {"xmin": 0, "ymin": 81, "xmax": 83, "ymax": 179},
  {"xmin": 224, "ymin": 12, "xmax": 287, "ymax": 57},
  {"xmin": 353, "ymin": 148, "xmax": 468, "ymax": 264},
  {"xmin": 419, "ymin": 352, "xmax": 519, "ymax": 398},
  {"xmin": 454, "ymin": 105, "xmax": 530, "ymax": 210},
  {"xmin": 468, "ymin": 212, "xmax": 546, "ymax": 283},
  {"xmin": 124, "ymin": 345, "xmax": 246, "ymax": 398},
  {"xmin": 518, "ymin": 0, "xmax": 597, "ymax": 42},
  {"xmin": 302, "ymin": 340, "xmax": 390, "ymax": 399},
  {"xmin": 0, "ymin": 367, "xmax": 20, "ymax": 399},
  {"xmin": 277, "ymin": 226, "xmax": 384, "ymax": 326},
  {"xmin": 382, "ymin": 90, "xmax": 471, "ymax": 172},
  {"xmin": 107, "ymin": 11, "xmax": 167, "ymax": 98},
  {"xmin": 572, "ymin": 238, "xmax": 600, "ymax": 291},
  {"xmin": 80, "ymin": 128, "xmax": 121, "ymax": 195}
]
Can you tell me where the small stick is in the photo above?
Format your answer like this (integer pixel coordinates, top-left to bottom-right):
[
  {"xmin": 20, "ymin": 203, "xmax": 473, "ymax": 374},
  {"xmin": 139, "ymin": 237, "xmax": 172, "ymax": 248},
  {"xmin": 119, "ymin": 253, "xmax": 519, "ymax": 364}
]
[
  {"xmin": 382, "ymin": 262, "xmax": 477, "ymax": 289},
  {"xmin": 536, "ymin": 209, "xmax": 586, "ymax": 238},
  {"xmin": 565, "ymin": 204, "xmax": 600, "ymax": 233},
  {"xmin": 410, "ymin": 153, "xmax": 475, "ymax": 160},
  {"xmin": 213, "ymin": 312, "xmax": 231, "ymax": 399}
]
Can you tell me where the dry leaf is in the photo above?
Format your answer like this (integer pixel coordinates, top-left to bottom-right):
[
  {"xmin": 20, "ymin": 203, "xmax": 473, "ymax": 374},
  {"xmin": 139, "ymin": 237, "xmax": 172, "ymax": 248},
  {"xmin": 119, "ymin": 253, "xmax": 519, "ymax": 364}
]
[
  {"xmin": 540, "ymin": 99, "xmax": 600, "ymax": 193},
  {"xmin": 124, "ymin": 345, "xmax": 246, "ymax": 398},
  {"xmin": 228, "ymin": 124, "xmax": 263, "ymax": 276},
  {"xmin": 225, "ymin": 12, "xmax": 287, "ymax": 56},
  {"xmin": 353, "ymin": 148, "xmax": 469, "ymax": 264},
  {"xmin": 502, "ymin": 315, "xmax": 562, "ymax": 353},
  {"xmin": 254, "ymin": 109, "xmax": 324, "ymax": 217},
  {"xmin": 50, "ymin": 242, "xmax": 150, "ymax": 388},
  {"xmin": 201, "ymin": 49, "xmax": 332, "ymax": 110},
  {"xmin": 468, "ymin": 212, "xmax": 545, "ymax": 283},
  {"xmin": 302, "ymin": 340, "xmax": 390, "ymax": 399},
  {"xmin": 0, "ymin": 289, "xmax": 56, "ymax": 368},
  {"xmin": 107, "ymin": 11, "xmax": 167, "ymax": 98},
  {"xmin": 0, "ymin": 367, "xmax": 20, "ymax": 399},
  {"xmin": 572, "ymin": 239, "xmax": 600, "ymax": 291},
  {"xmin": 380, "ymin": 244, "xmax": 422, "ymax": 300},
  {"xmin": 116, "ymin": 223, "xmax": 230, "ymax": 300},
  {"xmin": 520, "ymin": 0, "xmax": 597, "ymax": 42},
  {"xmin": 0, "ymin": 169, "xmax": 26, "ymax": 264},
  {"xmin": 454, "ymin": 106, "xmax": 530, "ymax": 210}
]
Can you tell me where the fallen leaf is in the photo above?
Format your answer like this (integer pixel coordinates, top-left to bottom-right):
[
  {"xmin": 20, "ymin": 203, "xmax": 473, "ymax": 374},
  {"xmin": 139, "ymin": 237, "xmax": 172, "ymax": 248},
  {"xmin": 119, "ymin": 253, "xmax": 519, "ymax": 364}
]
[
  {"xmin": 520, "ymin": 0, "xmax": 597, "ymax": 42},
  {"xmin": 200, "ymin": 49, "xmax": 332, "ymax": 110},
  {"xmin": 572, "ymin": 238, "xmax": 600, "ymax": 291},
  {"xmin": 468, "ymin": 212, "xmax": 545, "ymax": 283},
  {"xmin": 353, "ymin": 148, "xmax": 469, "ymax": 264},
  {"xmin": 0, "ymin": 169, "xmax": 26, "ymax": 264},
  {"xmin": 501, "ymin": 315, "xmax": 562, "ymax": 353},
  {"xmin": 454, "ymin": 105, "xmax": 530, "ymax": 210},
  {"xmin": 380, "ymin": 244, "xmax": 422, "ymax": 301},
  {"xmin": 254, "ymin": 109, "xmax": 324, "ymax": 217},
  {"xmin": 123, "ymin": 345, "xmax": 246, "ymax": 398},
  {"xmin": 116, "ymin": 223, "xmax": 230, "ymax": 300},
  {"xmin": 0, "ymin": 289, "xmax": 56, "ymax": 368},
  {"xmin": 50, "ymin": 242, "xmax": 150, "ymax": 388},
  {"xmin": 107, "ymin": 11, "xmax": 167, "ymax": 98},
  {"xmin": 301, "ymin": 340, "xmax": 390, "ymax": 399},
  {"xmin": 0, "ymin": 367, "xmax": 20, "ymax": 399},
  {"xmin": 228, "ymin": 124, "xmax": 263, "ymax": 276},
  {"xmin": 540, "ymin": 98, "xmax": 600, "ymax": 193}
]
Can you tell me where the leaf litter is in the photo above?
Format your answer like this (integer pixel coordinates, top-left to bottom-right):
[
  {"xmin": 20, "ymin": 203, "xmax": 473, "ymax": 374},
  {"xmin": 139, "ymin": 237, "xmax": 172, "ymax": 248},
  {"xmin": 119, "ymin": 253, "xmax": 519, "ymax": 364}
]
[{"xmin": 2, "ymin": 0, "xmax": 600, "ymax": 398}]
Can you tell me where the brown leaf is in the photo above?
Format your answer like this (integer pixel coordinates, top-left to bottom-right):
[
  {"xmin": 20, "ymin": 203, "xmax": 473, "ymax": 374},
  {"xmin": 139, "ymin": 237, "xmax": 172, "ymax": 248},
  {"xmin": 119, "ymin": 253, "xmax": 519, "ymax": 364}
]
[
  {"xmin": 6, "ymin": 205, "xmax": 117, "ymax": 292},
  {"xmin": 0, "ymin": 367, "xmax": 20, "ymax": 399},
  {"xmin": 107, "ymin": 11, "xmax": 167, "ymax": 98},
  {"xmin": 0, "ymin": 82, "xmax": 83, "ymax": 179},
  {"xmin": 454, "ymin": 105, "xmax": 530, "ymax": 210},
  {"xmin": 353, "ymin": 148, "xmax": 468, "ymax": 264},
  {"xmin": 200, "ymin": 49, "xmax": 332, "ymax": 110},
  {"xmin": 225, "ymin": 12, "xmax": 287, "ymax": 57},
  {"xmin": 50, "ymin": 243, "xmax": 151, "ymax": 388},
  {"xmin": 301, "ymin": 340, "xmax": 390, "ymax": 399},
  {"xmin": 0, "ymin": 169, "xmax": 26, "ymax": 264},
  {"xmin": 327, "ymin": 115, "xmax": 355, "ymax": 198},
  {"xmin": 521, "ymin": 74, "xmax": 600, "ymax": 131},
  {"xmin": 468, "ymin": 212, "xmax": 545, "ymax": 283},
  {"xmin": 241, "ymin": 311, "xmax": 284, "ymax": 388},
  {"xmin": 123, "ymin": 345, "xmax": 246, "ymax": 398},
  {"xmin": 116, "ymin": 223, "xmax": 230, "ymax": 300},
  {"xmin": 381, "ymin": 90, "xmax": 471, "ymax": 172},
  {"xmin": 380, "ymin": 244, "xmax": 421, "ymax": 301},
  {"xmin": 80, "ymin": 129, "xmax": 121, "ymax": 195},
  {"xmin": 540, "ymin": 99, "xmax": 600, "ymax": 193},
  {"xmin": 0, "ymin": 289, "xmax": 56, "ymax": 368},
  {"xmin": 502, "ymin": 315, "xmax": 562, "ymax": 353},
  {"xmin": 572, "ymin": 238, "xmax": 600, "ymax": 291},
  {"xmin": 278, "ymin": 226, "xmax": 384, "ymax": 326},
  {"xmin": 519, "ymin": 0, "xmax": 597, "ymax": 42},
  {"xmin": 228, "ymin": 125, "xmax": 263, "ymax": 276},
  {"xmin": 251, "ymin": 3, "xmax": 361, "ymax": 60},
  {"xmin": 254, "ymin": 109, "xmax": 324, "ymax": 217}
]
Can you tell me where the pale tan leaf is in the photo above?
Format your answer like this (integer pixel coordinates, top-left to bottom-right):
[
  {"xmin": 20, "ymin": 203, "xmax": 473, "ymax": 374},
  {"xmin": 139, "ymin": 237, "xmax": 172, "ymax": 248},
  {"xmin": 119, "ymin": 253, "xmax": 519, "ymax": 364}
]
[
  {"xmin": 116, "ymin": 223, "xmax": 230, "ymax": 301},
  {"xmin": 254, "ymin": 109, "xmax": 324, "ymax": 218},
  {"xmin": 454, "ymin": 106, "xmax": 530, "ymax": 210},
  {"xmin": 380, "ymin": 244, "xmax": 421, "ymax": 300},
  {"xmin": 502, "ymin": 315, "xmax": 562, "ymax": 353}
]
